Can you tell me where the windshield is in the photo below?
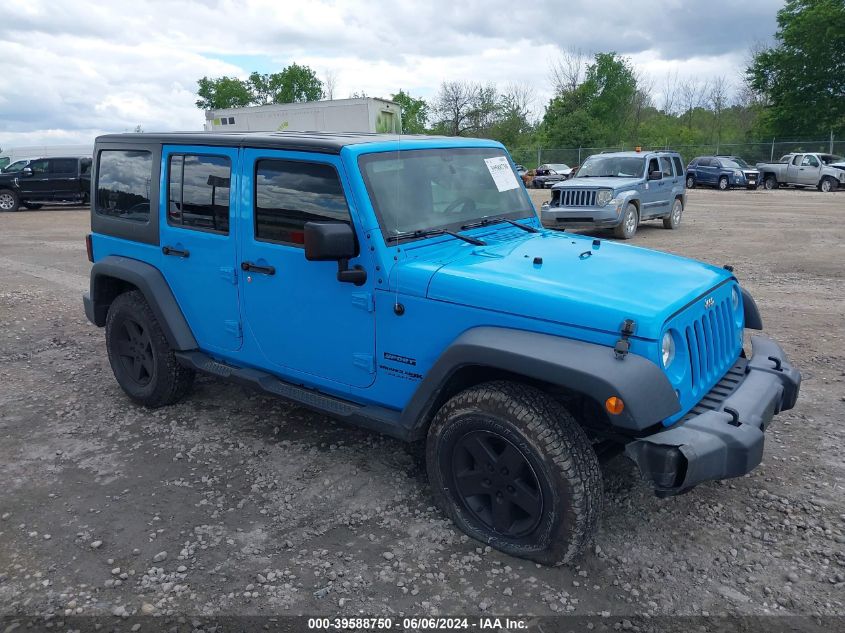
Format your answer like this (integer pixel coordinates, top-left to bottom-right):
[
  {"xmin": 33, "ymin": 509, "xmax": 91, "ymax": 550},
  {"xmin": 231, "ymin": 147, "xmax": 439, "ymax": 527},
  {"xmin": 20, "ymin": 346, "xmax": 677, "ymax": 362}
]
[
  {"xmin": 577, "ymin": 156, "xmax": 644, "ymax": 178},
  {"xmin": 546, "ymin": 164, "xmax": 569, "ymax": 172},
  {"xmin": 359, "ymin": 148, "xmax": 533, "ymax": 240},
  {"xmin": 821, "ymin": 154, "xmax": 845, "ymax": 165},
  {"xmin": 3, "ymin": 160, "xmax": 30, "ymax": 173},
  {"xmin": 720, "ymin": 159, "xmax": 747, "ymax": 169}
]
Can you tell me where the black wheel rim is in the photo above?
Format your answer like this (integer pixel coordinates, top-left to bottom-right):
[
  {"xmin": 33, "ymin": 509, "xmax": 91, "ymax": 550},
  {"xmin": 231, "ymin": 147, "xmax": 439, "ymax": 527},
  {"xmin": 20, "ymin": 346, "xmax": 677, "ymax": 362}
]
[
  {"xmin": 115, "ymin": 318, "xmax": 154, "ymax": 386},
  {"xmin": 450, "ymin": 429, "xmax": 543, "ymax": 538}
]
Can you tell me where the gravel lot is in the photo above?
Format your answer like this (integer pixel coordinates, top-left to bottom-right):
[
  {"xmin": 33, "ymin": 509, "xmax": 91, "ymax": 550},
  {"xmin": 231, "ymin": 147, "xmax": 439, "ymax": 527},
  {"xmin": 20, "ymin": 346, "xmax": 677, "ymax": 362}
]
[{"xmin": 0, "ymin": 188, "xmax": 843, "ymax": 622}]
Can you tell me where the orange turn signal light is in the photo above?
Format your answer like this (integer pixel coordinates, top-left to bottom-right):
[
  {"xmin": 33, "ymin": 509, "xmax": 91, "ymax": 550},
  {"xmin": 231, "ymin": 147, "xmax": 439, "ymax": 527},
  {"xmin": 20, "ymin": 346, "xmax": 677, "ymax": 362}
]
[{"xmin": 605, "ymin": 396, "xmax": 625, "ymax": 415}]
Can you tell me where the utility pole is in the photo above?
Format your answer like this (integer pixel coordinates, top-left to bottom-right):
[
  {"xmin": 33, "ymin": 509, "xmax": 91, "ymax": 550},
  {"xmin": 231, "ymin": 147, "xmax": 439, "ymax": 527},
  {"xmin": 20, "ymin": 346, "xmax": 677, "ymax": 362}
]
[{"xmin": 831, "ymin": 129, "xmax": 835, "ymax": 154}]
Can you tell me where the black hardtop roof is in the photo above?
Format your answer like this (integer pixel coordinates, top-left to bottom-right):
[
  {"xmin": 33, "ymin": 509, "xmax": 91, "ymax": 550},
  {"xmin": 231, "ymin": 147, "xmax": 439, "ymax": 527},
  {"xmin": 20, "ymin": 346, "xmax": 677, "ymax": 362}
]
[{"xmin": 94, "ymin": 131, "xmax": 447, "ymax": 154}]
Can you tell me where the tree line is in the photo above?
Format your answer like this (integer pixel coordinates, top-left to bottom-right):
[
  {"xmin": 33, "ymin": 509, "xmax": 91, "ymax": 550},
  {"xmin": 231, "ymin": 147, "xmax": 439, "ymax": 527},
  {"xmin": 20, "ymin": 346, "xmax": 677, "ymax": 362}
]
[{"xmin": 196, "ymin": 0, "xmax": 843, "ymax": 152}]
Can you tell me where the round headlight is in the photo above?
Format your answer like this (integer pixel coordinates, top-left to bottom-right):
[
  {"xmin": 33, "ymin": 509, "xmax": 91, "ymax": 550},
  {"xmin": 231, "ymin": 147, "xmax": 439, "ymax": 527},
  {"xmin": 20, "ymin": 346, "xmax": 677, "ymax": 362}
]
[
  {"xmin": 661, "ymin": 332, "xmax": 675, "ymax": 368},
  {"xmin": 596, "ymin": 189, "xmax": 613, "ymax": 206},
  {"xmin": 731, "ymin": 287, "xmax": 740, "ymax": 311}
]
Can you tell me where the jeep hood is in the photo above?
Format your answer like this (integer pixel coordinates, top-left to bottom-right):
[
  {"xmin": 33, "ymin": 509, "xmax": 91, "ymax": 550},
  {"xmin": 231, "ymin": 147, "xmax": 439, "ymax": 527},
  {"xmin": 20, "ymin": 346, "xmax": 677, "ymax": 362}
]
[
  {"xmin": 410, "ymin": 231, "xmax": 730, "ymax": 341},
  {"xmin": 553, "ymin": 177, "xmax": 641, "ymax": 190}
]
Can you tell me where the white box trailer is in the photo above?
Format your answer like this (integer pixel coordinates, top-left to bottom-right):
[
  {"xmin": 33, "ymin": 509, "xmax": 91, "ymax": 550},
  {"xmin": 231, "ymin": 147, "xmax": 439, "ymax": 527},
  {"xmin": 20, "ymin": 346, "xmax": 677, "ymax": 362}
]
[
  {"xmin": 0, "ymin": 144, "xmax": 93, "ymax": 171},
  {"xmin": 204, "ymin": 98, "xmax": 402, "ymax": 134}
]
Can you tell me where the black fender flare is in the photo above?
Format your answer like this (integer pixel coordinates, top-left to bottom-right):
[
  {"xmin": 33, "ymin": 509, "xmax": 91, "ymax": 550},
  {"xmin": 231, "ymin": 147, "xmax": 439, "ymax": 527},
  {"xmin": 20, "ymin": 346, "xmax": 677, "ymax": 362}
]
[
  {"xmin": 84, "ymin": 255, "xmax": 197, "ymax": 350},
  {"xmin": 402, "ymin": 327, "xmax": 681, "ymax": 437},
  {"xmin": 741, "ymin": 287, "xmax": 763, "ymax": 330}
]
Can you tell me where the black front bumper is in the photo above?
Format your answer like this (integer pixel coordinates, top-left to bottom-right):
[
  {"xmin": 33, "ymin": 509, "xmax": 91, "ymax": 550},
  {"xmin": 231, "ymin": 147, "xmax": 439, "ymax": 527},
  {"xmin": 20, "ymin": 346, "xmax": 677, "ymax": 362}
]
[{"xmin": 624, "ymin": 335, "xmax": 800, "ymax": 496}]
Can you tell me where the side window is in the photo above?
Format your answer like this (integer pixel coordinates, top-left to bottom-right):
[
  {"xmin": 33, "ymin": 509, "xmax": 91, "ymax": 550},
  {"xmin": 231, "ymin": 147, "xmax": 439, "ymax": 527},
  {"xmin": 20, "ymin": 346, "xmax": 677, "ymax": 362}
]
[
  {"xmin": 660, "ymin": 157, "xmax": 673, "ymax": 178},
  {"xmin": 29, "ymin": 159, "xmax": 50, "ymax": 174},
  {"xmin": 791, "ymin": 155, "xmax": 803, "ymax": 166},
  {"xmin": 95, "ymin": 150, "xmax": 152, "ymax": 223},
  {"xmin": 80, "ymin": 159, "xmax": 92, "ymax": 176},
  {"xmin": 672, "ymin": 156, "xmax": 684, "ymax": 176},
  {"xmin": 51, "ymin": 158, "xmax": 77, "ymax": 173},
  {"xmin": 647, "ymin": 158, "xmax": 660, "ymax": 175},
  {"xmin": 254, "ymin": 159, "xmax": 350, "ymax": 246},
  {"xmin": 168, "ymin": 154, "xmax": 231, "ymax": 234}
]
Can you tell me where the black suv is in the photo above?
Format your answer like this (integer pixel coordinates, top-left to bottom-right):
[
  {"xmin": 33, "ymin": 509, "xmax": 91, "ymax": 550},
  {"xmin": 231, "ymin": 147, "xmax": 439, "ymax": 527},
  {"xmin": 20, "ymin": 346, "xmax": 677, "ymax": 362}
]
[{"xmin": 0, "ymin": 156, "xmax": 92, "ymax": 212}]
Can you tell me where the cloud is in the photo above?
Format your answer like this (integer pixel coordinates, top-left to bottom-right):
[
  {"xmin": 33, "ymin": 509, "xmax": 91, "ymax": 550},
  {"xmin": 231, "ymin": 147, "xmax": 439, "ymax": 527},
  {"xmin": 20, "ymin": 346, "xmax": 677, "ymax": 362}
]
[{"xmin": 0, "ymin": 0, "xmax": 782, "ymax": 149}]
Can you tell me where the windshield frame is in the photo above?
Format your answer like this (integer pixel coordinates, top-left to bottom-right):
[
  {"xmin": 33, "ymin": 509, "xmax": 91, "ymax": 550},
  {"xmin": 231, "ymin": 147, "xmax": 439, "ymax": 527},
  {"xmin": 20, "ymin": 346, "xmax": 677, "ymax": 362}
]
[{"xmin": 358, "ymin": 147, "xmax": 535, "ymax": 245}]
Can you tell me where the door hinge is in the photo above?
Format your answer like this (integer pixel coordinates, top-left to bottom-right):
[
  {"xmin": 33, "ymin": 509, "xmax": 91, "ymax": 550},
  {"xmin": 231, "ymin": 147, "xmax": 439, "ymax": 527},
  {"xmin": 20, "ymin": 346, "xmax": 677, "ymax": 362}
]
[
  {"xmin": 352, "ymin": 353, "xmax": 375, "ymax": 374},
  {"xmin": 219, "ymin": 266, "xmax": 237, "ymax": 285},
  {"xmin": 351, "ymin": 292, "xmax": 374, "ymax": 312},
  {"xmin": 224, "ymin": 320, "xmax": 242, "ymax": 338}
]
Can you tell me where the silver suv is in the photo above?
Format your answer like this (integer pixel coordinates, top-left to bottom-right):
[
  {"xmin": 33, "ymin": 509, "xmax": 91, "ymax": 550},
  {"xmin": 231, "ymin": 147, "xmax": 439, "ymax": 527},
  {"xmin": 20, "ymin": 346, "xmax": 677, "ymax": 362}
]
[{"xmin": 541, "ymin": 150, "xmax": 686, "ymax": 239}]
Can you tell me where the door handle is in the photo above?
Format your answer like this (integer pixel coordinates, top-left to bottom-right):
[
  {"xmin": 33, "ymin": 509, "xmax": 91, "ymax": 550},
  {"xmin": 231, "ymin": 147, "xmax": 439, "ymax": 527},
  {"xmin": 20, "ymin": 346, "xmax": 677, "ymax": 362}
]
[
  {"xmin": 241, "ymin": 261, "xmax": 275, "ymax": 275},
  {"xmin": 162, "ymin": 246, "xmax": 190, "ymax": 258}
]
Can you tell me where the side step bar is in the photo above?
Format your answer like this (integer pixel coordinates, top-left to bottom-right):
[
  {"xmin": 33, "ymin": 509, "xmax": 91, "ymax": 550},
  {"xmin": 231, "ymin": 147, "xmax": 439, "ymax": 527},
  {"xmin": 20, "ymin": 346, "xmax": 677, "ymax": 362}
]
[{"xmin": 174, "ymin": 350, "xmax": 408, "ymax": 440}]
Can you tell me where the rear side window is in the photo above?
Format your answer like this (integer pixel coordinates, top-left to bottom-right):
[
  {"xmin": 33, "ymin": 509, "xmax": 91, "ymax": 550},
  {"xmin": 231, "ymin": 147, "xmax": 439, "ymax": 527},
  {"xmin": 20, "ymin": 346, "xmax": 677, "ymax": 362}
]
[
  {"xmin": 672, "ymin": 156, "xmax": 684, "ymax": 176},
  {"xmin": 254, "ymin": 160, "xmax": 350, "ymax": 246},
  {"xmin": 80, "ymin": 159, "xmax": 92, "ymax": 176},
  {"xmin": 51, "ymin": 158, "xmax": 77, "ymax": 173},
  {"xmin": 168, "ymin": 154, "xmax": 231, "ymax": 234},
  {"xmin": 96, "ymin": 150, "xmax": 152, "ymax": 223}
]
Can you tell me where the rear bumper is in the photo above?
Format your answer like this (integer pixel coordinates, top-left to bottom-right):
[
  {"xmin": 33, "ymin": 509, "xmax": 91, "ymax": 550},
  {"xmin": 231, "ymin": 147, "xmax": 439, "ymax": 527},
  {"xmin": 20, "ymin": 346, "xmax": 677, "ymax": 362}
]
[{"xmin": 624, "ymin": 335, "xmax": 800, "ymax": 496}]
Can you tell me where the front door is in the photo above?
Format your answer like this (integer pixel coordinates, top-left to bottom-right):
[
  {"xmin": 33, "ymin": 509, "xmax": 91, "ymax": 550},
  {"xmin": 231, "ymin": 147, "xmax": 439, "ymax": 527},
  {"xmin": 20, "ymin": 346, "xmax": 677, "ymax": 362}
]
[
  {"xmin": 159, "ymin": 145, "xmax": 242, "ymax": 353},
  {"xmin": 239, "ymin": 149, "xmax": 376, "ymax": 389},
  {"xmin": 18, "ymin": 158, "xmax": 54, "ymax": 199},
  {"xmin": 798, "ymin": 154, "xmax": 821, "ymax": 185},
  {"xmin": 640, "ymin": 156, "xmax": 665, "ymax": 218}
]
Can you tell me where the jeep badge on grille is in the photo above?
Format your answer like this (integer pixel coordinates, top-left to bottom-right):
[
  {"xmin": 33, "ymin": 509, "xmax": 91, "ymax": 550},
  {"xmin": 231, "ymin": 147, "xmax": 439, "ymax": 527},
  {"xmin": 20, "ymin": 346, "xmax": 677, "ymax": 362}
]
[{"xmin": 704, "ymin": 297, "xmax": 715, "ymax": 309}]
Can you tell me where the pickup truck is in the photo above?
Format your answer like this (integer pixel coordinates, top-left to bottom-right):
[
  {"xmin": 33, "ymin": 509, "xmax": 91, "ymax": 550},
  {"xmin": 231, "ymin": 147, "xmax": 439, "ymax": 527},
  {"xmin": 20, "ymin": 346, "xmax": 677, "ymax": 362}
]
[
  {"xmin": 0, "ymin": 156, "xmax": 92, "ymax": 212},
  {"xmin": 756, "ymin": 152, "xmax": 845, "ymax": 192}
]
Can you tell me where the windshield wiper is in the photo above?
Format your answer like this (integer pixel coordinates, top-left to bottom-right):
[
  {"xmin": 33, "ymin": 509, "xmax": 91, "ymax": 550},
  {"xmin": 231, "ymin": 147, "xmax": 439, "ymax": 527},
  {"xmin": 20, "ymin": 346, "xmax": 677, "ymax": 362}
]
[
  {"xmin": 392, "ymin": 228, "xmax": 486, "ymax": 246},
  {"xmin": 460, "ymin": 216, "xmax": 538, "ymax": 234}
]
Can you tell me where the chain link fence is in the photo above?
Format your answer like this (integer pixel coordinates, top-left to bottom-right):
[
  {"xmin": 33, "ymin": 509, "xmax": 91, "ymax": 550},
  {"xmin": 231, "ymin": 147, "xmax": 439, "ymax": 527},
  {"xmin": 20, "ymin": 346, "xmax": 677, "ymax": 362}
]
[{"xmin": 510, "ymin": 139, "xmax": 844, "ymax": 170}]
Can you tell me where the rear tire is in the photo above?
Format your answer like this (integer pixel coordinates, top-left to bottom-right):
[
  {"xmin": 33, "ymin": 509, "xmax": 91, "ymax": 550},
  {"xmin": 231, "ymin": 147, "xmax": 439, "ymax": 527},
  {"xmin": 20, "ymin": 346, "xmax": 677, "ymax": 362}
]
[
  {"xmin": 426, "ymin": 381, "xmax": 602, "ymax": 566},
  {"xmin": 613, "ymin": 203, "xmax": 638, "ymax": 239},
  {"xmin": 718, "ymin": 176, "xmax": 729, "ymax": 190},
  {"xmin": 764, "ymin": 175, "xmax": 778, "ymax": 190},
  {"xmin": 663, "ymin": 198, "xmax": 683, "ymax": 229},
  {"xmin": 0, "ymin": 189, "xmax": 19, "ymax": 212},
  {"xmin": 105, "ymin": 290, "xmax": 194, "ymax": 408}
]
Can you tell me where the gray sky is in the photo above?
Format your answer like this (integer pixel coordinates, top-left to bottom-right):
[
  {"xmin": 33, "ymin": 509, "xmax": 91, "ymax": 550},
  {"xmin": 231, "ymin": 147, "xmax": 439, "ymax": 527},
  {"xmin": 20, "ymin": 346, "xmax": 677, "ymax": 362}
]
[{"xmin": 0, "ymin": 0, "xmax": 781, "ymax": 148}]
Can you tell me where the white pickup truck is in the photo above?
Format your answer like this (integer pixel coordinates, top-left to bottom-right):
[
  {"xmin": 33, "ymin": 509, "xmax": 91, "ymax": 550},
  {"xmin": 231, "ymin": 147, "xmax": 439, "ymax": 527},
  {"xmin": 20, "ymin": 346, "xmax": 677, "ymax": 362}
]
[{"xmin": 756, "ymin": 153, "xmax": 845, "ymax": 192}]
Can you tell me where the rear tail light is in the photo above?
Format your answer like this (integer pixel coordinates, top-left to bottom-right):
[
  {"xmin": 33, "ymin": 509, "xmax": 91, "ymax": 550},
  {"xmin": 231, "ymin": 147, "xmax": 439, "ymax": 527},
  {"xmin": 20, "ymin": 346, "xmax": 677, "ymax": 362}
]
[{"xmin": 85, "ymin": 234, "xmax": 94, "ymax": 263}]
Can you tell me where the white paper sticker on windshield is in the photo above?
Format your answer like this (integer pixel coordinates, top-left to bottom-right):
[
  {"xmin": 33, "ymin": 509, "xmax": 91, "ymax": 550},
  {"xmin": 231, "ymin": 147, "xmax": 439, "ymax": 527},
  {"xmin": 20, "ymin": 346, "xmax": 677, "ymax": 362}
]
[{"xmin": 484, "ymin": 156, "xmax": 520, "ymax": 192}]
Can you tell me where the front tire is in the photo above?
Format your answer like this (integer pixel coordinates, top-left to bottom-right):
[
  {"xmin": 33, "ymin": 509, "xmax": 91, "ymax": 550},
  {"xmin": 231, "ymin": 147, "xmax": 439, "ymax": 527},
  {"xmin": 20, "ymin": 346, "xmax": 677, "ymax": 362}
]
[
  {"xmin": 718, "ymin": 176, "xmax": 729, "ymax": 190},
  {"xmin": 613, "ymin": 203, "xmax": 638, "ymax": 239},
  {"xmin": 663, "ymin": 198, "xmax": 683, "ymax": 229},
  {"xmin": 686, "ymin": 175, "xmax": 695, "ymax": 189},
  {"xmin": 819, "ymin": 177, "xmax": 837, "ymax": 193},
  {"xmin": 105, "ymin": 290, "xmax": 194, "ymax": 408},
  {"xmin": 764, "ymin": 175, "xmax": 778, "ymax": 190},
  {"xmin": 0, "ymin": 190, "xmax": 19, "ymax": 212},
  {"xmin": 426, "ymin": 381, "xmax": 602, "ymax": 566}
]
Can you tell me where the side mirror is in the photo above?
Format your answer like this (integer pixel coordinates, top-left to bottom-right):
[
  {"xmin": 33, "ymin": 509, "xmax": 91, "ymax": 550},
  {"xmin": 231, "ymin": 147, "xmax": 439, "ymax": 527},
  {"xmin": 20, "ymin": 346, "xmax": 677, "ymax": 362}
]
[
  {"xmin": 304, "ymin": 221, "xmax": 366, "ymax": 286},
  {"xmin": 21, "ymin": 167, "xmax": 33, "ymax": 177},
  {"xmin": 648, "ymin": 170, "xmax": 662, "ymax": 181}
]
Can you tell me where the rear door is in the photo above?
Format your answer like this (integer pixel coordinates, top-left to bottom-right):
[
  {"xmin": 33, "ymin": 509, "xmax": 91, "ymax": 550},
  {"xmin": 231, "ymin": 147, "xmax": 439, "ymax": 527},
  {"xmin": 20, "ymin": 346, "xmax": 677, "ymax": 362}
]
[
  {"xmin": 158, "ymin": 145, "xmax": 242, "ymax": 353},
  {"xmin": 49, "ymin": 158, "xmax": 81, "ymax": 200},
  {"xmin": 238, "ymin": 149, "xmax": 376, "ymax": 389},
  {"xmin": 697, "ymin": 158, "xmax": 715, "ymax": 184}
]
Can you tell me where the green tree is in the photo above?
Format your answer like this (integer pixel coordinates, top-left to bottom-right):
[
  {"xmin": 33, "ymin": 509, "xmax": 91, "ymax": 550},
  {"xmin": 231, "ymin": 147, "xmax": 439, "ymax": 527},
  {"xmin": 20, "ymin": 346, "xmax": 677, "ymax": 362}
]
[
  {"xmin": 196, "ymin": 63, "xmax": 324, "ymax": 110},
  {"xmin": 195, "ymin": 76, "xmax": 252, "ymax": 110},
  {"xmin": 391, "ymin": 90, "xmax": 429, "ymax": 134},
  {"xmin": 748, "ymin": 0, "xmax": 845, "ymax": 137}
]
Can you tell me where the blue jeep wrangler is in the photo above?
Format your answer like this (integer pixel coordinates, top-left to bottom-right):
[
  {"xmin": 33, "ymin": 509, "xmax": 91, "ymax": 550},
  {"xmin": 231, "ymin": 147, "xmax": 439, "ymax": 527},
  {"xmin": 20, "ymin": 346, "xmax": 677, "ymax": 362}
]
[
  {"xmin": 83, "ymin": 132, "xmax": 800, "ymax": 565},
  {"xmin": 541, "ymin": 150, "xmax": 686, "ymax": 239}
]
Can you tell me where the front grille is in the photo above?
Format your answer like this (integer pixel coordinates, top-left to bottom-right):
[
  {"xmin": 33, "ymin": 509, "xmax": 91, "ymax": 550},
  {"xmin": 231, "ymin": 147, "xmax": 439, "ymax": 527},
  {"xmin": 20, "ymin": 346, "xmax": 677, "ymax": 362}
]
[
  {"xmin": 681, "ymin": 297, "xmax": 738, "ymax": 397},
  {"xmin": 557, "ymin": 189, "xmax": 596, "ymax": 207},
  {"xmin": 680, "ymin": 357, "xmax": 746, "ymax": 422}
]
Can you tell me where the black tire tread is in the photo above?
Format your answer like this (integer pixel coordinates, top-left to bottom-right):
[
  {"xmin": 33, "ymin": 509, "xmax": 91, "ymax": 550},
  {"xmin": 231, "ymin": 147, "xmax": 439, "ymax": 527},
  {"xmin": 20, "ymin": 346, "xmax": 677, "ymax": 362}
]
[
  {"xmin": 105, "ymin": 290, "xmax": 194, "ymax": 408},
  {"xmin": 428, "ymin": 380, "xmax": 602, "ymax": 565}
]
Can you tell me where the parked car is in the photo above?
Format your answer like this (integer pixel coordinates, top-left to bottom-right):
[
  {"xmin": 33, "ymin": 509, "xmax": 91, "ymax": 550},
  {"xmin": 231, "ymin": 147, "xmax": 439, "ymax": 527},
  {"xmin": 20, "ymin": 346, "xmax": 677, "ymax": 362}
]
[
  {"xmin": 0, "ymin": 156, "xmax": 92, "ymax": 212},
  {"xmin": 756, "ymin": 153, "xmax": 845, "ymax": 192},
  {"xmin": 686, "ymin": 156, "xmax": 760, "ymax": 190},
  {"xmin": 541, "ymin": 150, "xmax": 686, "ymax": 239},
  {"xmin": 514, "ymin": 164, "xmax": 527, "ymax": 177},
  {"xmin": 83, "ymin": 132, "xmax": 799, "ymax": 566},
  {"xmin": 532, "ymin": 163, "xmax": 572, "ymax": 188}
]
